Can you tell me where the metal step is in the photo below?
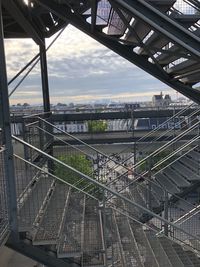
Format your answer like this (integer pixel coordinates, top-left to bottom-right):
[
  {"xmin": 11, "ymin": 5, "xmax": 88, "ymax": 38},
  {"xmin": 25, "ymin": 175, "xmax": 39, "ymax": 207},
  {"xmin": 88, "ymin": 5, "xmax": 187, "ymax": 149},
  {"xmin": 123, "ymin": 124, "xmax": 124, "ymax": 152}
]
[
  {"xmin": 131, "ymin": 225, "xmax": 159, "ymax": 267},
  {"xmin": 32, "ymin": 182, "xmax": 70, "ymax": 245},
  {"xmin": 155, "ymin": 173, "xmax": 180, "ymax": 194},
  {"xmin": 185, "ymin": 250, "xmax": 200, "ymax": 266},
  {"xmin": 188, "ymin": 150, "xmax": 200, "ymax": 163},
  {"xmin": 151, "ymin": 181, "xmax": 165, "ymax": 203},
  {"xmin": 115, "ymin": 214, "xmax": 145, "ymax": 267},
  {"xmin": 172, "ymin": 243, "xmax": 194, "ymax": 266},
  {"xmin": 125, "ymin": 0, "xmax": 175, "ymax": 42},
  {"xmin": 139, "ymin": 184, "xmax": 160, "ymax": 208},
  {"xmin": 167, "ymin": 60, "xmax": 200, "ymax": 75},
  {"xmin": 145, "ymin": 230, "xmax": 173, "ymax": 267},
  {"xmin": 57, "ymin": 192, "xmax": 85, "ymax": 258},
  {"xmin": 180, "ymin": 71, "xmax": 200, "ymax": 85},
  {"xmin": 159, "ymin": 237, "xmax": 184, "ymax": 267},
  {"xmin": 82, "ymin": 199, "xmax": 104, "ymax": 267},
  {"xmin": 164, "ymin": 167, "xmax": 191, "ymax": 188},
  {"xmin": 18, "ymin": 175, "xmax": 55, "ymax": 232},
  {"xmin": 179, "ymin": 156, "xmax": 199, "ymax": 173},
  {"xmin": 172, "ymin": 161, "xmax": 200, "ymax": 181}
]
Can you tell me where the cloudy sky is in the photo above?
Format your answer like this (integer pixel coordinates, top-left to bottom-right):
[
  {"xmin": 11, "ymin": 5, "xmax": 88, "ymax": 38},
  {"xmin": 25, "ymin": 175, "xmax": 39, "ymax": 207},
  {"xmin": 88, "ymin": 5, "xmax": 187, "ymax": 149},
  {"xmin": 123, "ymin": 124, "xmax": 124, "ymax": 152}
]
[{"xmin": 5, "ymin": 25, "xmax": 177, "ymax": 105}]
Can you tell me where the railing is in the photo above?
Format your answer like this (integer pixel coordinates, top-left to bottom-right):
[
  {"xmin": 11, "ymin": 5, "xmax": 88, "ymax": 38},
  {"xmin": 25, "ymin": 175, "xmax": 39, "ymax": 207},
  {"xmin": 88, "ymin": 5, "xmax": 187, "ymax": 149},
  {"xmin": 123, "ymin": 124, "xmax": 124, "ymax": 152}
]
[
  {"xmin": 0, "ymin": 147, "xmax": 10, "ymax": 246},
  {"xmin": 12, "ymin": 136, "xmax": 200, "ymax": 256},
  {"xmin": 22, "ymin": 112, "xmax": 53, "ymax": 160},
  {"xmin": 14, "ymin": 114, "xmax": 200, "ymax": 249},
  {"xmin": 25, "ymin": 115, "xmax": 200, "ymax": 220}
]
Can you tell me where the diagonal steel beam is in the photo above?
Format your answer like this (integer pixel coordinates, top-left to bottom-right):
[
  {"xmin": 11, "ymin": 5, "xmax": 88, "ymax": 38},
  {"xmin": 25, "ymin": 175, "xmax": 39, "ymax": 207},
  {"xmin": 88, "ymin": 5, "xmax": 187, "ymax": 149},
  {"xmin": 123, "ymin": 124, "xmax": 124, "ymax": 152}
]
[
  {"xmin": 114, "ymin": 0, "xmax": 200, "ymax": 57},
  {"xmin": 2, "ymin": 0, "xmax": 44, "ymax": 45}
]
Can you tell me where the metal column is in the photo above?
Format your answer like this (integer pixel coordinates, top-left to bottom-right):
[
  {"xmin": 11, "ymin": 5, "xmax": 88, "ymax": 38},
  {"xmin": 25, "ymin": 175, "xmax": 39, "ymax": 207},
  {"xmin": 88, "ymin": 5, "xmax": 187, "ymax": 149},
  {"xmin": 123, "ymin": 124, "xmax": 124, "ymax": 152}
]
[
  {"xmin": 0, "ymin": 1, "xmax": 18, "ymax": 240},
  {"xmin": 40, "ymin": 39, "xmax": 50, "ymax": 113}
]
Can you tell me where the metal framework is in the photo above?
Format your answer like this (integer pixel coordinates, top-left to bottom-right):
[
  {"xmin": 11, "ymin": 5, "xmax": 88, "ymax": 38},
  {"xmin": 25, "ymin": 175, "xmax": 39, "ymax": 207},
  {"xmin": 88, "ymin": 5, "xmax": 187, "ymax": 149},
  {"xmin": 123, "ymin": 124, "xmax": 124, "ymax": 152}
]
[{"xmin": 0, "ymin": 0, "xmax": 200, "ymax": 266}]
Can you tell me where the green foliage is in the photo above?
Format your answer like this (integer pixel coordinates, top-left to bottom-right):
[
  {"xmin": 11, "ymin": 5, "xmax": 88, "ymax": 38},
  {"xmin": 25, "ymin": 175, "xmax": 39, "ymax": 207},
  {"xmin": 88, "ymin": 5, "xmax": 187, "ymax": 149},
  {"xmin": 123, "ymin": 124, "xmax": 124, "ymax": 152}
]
[
  {"xmin": 88, "ymin": 120, "xmax": 107, "ymax": 133},
  {"xmin": 55, "ymin": 154, "xmax": 98, "ymax": 194}
]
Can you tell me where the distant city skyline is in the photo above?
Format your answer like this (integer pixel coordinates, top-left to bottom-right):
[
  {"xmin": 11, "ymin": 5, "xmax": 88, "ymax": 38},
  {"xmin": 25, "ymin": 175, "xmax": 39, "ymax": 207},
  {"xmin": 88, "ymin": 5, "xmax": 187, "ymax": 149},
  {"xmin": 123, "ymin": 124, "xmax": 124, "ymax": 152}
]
[{"xmin": 6, "ymin": 25, "xmax": 178, "ymax": 105}]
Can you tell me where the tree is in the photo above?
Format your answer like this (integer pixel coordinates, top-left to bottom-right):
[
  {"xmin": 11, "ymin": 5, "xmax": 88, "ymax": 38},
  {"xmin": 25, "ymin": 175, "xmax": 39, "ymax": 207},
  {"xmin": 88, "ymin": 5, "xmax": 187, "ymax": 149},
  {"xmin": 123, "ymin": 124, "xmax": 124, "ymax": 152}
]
[
  {"xmin": 88, "ymin": 120, "xmax": 107, "ymax": 132},
  {"xmin": 55, "ymin": 154, "xmax": 94, "ymax": 191}
]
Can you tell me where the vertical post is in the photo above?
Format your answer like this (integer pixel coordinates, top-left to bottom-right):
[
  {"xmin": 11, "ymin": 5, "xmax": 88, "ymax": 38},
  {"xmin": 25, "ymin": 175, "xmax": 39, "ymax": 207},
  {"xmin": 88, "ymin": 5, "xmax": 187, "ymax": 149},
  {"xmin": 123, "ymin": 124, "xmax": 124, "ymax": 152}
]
[
  {"xmin": 40, "ymin": 39, "xmax": 50, "ymax": 113},
  {"xmin": 40, "ymin": 40, "xmax": 54, "ymax": 174},
  {"xmin": 0, "ymin": 1, "xmax": 18, "ymax": 240},
  {"xmin": 164, "ymin": 190, "xmax": 169, "ymax": 236},
  {"xmin": 147, "ymin": 157, "xmax": 152, "ymax": 210}
]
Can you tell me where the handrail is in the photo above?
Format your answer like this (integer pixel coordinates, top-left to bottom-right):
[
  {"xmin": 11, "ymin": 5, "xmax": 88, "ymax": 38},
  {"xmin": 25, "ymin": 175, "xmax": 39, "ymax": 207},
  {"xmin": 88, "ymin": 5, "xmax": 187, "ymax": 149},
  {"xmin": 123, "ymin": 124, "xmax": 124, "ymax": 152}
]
[
  {"xmin": 12, "ymin": 135, "xmax": 200, "ymax": 244},
  {"xmin": 35, "ymin": 115, "xmax": 200, "ymax": 207},
  {"xmin": 14, "ymin": 151, "xmax": 200, "ymax": 255}
]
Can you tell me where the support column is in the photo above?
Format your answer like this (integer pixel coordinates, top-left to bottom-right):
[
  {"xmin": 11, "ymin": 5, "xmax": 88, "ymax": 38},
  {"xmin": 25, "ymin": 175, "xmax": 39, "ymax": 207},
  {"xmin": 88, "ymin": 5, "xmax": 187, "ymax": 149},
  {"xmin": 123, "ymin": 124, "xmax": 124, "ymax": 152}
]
[
  {"xmin": 40, "ymin": 40, "xmax": 50, "ymax": 113},
  {"xmin": 0, "ymin": 1, "xmax": 18, "ymax": 240}
]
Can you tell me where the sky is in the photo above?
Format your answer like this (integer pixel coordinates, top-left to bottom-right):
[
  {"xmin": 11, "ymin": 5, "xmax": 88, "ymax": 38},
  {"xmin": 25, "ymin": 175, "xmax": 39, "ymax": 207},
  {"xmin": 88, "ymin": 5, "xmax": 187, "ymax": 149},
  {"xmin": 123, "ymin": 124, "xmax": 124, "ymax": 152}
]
[{"xmin": 5, "ymin": 25, "xmax": 178, "ymax": 105}]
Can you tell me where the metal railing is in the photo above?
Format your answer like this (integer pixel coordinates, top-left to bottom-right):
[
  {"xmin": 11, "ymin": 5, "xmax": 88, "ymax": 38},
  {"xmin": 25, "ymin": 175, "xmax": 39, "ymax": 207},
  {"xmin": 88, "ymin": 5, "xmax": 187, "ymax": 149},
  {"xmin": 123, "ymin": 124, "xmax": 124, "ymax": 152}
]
[{"xmin": 12, "ymin": 135, "xmax": 200, "ymax": 256}]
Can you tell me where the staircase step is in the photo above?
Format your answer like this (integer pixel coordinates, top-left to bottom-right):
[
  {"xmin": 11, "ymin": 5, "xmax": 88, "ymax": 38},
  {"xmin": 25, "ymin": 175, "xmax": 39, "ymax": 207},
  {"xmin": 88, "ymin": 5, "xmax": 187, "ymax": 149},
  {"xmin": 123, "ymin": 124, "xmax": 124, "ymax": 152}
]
[
  {"xmin": 18, "ymin": 175, "xmax": 55, "ymax": 232},
  {"xmin": 159, "ymin": 237, "xmax": 184, "ymax": 267},
  {"xmin": 151, "ymin": 181, "xmax": 165, "ymax": 202},
  {"xmin": 57, "ymin": 192, "xmax": 85, "ymax": 258},
  {"xmin": 172, "ymin": 243, "xmax": 194, "ymax": 266},
  {"xmin": 181, "ymin": 71, "xmax": 200, "ymax": 85},
  {"xmin": 164, "ymin": 167, "xmax": 191, "ymax": 188},
  {"xmin": 172, "ymin": 162, "xmax": 200, "ymax": 182},
  {"xmin": 179, "ymin": 156, "xmax": 199, "ymax": 173},
  {"xmin": 155, "ymin": 173, "xmax": 180, "ymax": 194},
  {"xmin": 82, "ymin": 199, "xmax": 104, "ymax": 267},
  {"xmin": 131, "ymin": 226, "xmax": 159, "ymax": 267},
  {"xmin": 32, "ymin": 183, "xmax": 70, "ymax": 245},
  {"xmin": 139, "ymin": 184, "xmax": 160, "ymax": 208},
  {"xmin": 188, "ymin": 150, "xmax": 200, "ymax": 163},
  {"xmin": 115, "ymin": 215, "xmax": 145, "ymax": 267},
  {"xmin": 145, "ymin": 230, "xmax": 173, "ymax": 267},
  {"xmin": 167, "ymin": 59, "xmax": 200, "ymax": 75},
  {"xmin": 185, "ymin": 250, "xmax": 200, "ymax": 266}
]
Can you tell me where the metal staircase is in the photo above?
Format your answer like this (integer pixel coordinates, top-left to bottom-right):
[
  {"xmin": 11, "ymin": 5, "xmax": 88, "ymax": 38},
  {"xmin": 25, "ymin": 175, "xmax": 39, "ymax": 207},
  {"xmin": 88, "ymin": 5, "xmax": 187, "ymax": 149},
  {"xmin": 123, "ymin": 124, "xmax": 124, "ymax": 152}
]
[
  {"xmin": 10, "ymin": 0, "xmax": 199, "ymax": 102},
  {"xmin": 3, "ymin": 111, "xmax": 200, "ymax": 266},
  {"xmin": 1, "ymin": 0, "xmax": 200, "ymax": 266}
]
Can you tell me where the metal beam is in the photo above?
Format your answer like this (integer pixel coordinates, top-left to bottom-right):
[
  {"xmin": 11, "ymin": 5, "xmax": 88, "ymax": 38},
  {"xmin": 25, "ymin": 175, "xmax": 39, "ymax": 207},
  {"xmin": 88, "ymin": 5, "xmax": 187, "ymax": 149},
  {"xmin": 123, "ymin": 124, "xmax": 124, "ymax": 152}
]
[
  {"xmin": 6, "ymin": 239, "xmax": 80, "ymax": 267},
  {"xmin": 2, "ymin": 0, "xmax": 44, "ymax": 45},
  {"xmin": 115, "ymin": 0, "xmax": 200, "ymax": 57},
  {"xmin": 40, "ymin": 39, "xmax": 51, "ymax": 112},
  {"xmin": 0, "ymin": 0, "xmax": 18, "ymax": 241}
]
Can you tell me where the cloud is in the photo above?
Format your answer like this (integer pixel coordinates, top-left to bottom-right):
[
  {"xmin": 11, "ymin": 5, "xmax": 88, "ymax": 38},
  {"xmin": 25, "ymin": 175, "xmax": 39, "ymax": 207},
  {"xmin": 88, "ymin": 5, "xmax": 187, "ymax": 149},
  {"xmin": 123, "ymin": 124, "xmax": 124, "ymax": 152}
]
[{"xmin": 5, "ymin": 25, "xmax": 175, "ymax": 105}]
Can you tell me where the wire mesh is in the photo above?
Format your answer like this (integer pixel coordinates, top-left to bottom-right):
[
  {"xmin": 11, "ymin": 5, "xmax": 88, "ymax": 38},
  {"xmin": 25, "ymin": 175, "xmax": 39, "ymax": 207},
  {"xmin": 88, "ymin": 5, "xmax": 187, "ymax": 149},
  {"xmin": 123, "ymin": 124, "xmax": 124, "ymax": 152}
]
[{"xmin": 0, "ymin": 148, "xmax": 9, "ymax": 245}]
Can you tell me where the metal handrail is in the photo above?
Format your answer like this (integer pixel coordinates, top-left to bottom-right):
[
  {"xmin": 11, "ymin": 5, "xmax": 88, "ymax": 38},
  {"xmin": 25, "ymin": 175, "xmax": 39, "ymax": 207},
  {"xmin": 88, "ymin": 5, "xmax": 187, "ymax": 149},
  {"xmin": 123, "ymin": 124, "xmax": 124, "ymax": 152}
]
[
  {"xmin": 12, "ymin": 135, "xmax": 200, "ymax": 245},
  {"xmin": 35, "ymin": 115, "xmax": 200, "ymax": 207},
  {"xmin": 14, "ymin": 152, "xmax": 200, "ymax": 255}
]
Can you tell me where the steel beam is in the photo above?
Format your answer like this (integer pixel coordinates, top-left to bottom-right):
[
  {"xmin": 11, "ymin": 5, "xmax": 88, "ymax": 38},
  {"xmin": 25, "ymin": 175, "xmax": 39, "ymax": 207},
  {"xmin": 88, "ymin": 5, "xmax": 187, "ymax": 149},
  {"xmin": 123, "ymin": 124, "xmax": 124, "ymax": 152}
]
[
  {"xmin": 115, "ymin": 0, "xmax": 200, "ymax": 57},
  {"xmin": 2, "ymin": 0, "xmax": 43, "ymax": 45},
  {"xmin": 35, "ymin": 0, "xmax": 200, "ymax": 104},
  {"xmin": 0, "ymin": 0, "xmax": 18, "ymax": 241},
  {"xmin": 40, "ymin": 39, "xmax": 50, "ymax": 112}
]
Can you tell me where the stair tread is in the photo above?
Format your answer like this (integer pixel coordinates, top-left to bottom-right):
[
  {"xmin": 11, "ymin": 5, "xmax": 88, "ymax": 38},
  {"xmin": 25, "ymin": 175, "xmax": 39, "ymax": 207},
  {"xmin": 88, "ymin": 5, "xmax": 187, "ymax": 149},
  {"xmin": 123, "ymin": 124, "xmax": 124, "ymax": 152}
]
[
  {"xmin": 172, "ymin": 161, "xmax": 200, "ymax": 181},
  {"xmin": 18, "ymin": 176, "xmax": 54, "ymax": 231},
  {"xmin": 159, "ymin": 237, "xmax": 185, "ymax": 267},
  {"xmin": 164, "ymin": 167, "xmax": 191, "ymax": 188},
  {"xmin": 33, "ymin": 183, "xmax": 69, "ymax": 245},
  {"xmin": 155, "ymin": 173, "xmax": 180, "ymax": 194}
]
